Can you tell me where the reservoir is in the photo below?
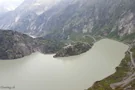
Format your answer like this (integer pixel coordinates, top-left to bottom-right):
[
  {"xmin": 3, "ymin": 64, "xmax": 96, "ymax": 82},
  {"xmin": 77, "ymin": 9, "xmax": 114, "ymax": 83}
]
[{"xmin": 0, "ymin": 39, "xmax": 128, "ymax": 90}]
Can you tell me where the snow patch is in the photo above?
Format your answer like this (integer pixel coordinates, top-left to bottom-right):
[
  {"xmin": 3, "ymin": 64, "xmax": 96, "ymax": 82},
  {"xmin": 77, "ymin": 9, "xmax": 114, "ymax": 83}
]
[
  {"xmin": 36, "ymin": 10, "xmax": 44, "ymax": 15},
  {"xmin": 33, "ymin": 3, "xmax": 41, "ymax": 6},
  {"xmin": 36, "ymin": 7, "xmax": 49, "ymax": 15},
  {"xmin": 15, "ymin": 16, "xmax": 20, "ymax": 22}
]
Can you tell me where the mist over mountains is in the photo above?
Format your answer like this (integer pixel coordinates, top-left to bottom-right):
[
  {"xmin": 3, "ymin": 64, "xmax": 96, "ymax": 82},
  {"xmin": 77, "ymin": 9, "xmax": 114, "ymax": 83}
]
[
  {"xmin": 0, "ymin": 0, "xmax": 23, "ymax": 13},
  {"xmin": 0, "ymin": 0, "xmax": 135, "ymax": 42}
]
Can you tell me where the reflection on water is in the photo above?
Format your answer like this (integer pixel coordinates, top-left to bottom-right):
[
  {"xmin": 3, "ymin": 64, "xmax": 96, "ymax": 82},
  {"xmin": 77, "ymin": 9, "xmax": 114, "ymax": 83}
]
[{"xmin": 0, "ymin": 39, "xmax": 128, "ymax": 90}]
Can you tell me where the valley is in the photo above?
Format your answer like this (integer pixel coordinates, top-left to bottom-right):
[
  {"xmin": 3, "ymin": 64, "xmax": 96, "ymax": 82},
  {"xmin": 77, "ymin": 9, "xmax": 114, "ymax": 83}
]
[{"xmin": 0, "ymin": 0, "xmax": 135, "ymax": 90}]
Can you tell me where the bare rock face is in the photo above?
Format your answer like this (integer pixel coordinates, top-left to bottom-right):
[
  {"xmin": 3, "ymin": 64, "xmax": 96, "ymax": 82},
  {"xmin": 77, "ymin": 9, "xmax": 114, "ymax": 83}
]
[
  {"xmin": 0, "ymin": 30, "xmax": 92, "ymax": 59},
  {"xmin": 0, "ymin": 30, "xmax": 36, "ymax": 59},
  {"xmin": 53, "ymin": 42, "xmax": 92, "ymax": 57},
  {"xmin": 0, "ymin": 30, "xmax": 64, "ymax": 59}
]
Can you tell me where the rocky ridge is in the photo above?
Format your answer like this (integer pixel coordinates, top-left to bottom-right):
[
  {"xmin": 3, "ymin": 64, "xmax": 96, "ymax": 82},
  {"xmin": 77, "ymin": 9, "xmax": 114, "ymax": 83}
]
[
  {"xmin": 0, "ymin": 30, "xmax": 65, "ymax": 59},
  {"xmin": 54, "ymin": 42, "xmax": 92, "ymax": 57},
  {"xmin": 0, "ymin": 30, "xmax": 91, "ymax": 59}
]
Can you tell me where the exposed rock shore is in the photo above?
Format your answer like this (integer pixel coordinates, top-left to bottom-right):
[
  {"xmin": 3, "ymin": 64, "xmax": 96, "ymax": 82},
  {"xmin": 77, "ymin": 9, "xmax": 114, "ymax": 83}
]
[
  {"xmin": 0, "ymin": 30, "xmax": 92, "ymax": 59},
  {"xmin": 53, "ymin": 42, "xmax": 92, "ymax": 57},
  {"xmin": 0, "ymin": 30, "xmax": 64, "ymax": 59}
]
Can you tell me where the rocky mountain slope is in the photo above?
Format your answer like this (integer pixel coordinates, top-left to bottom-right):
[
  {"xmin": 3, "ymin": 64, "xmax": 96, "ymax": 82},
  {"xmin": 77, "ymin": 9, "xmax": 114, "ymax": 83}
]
[
  {"xmin": 0, "ymin": 0, "xmax": 61, "ymax": 34},
  {"xmin": 1, "ymin": 0, "xmax": 135, "ymax": 41},
  {"xmin": 54, "ymin": 42, "xmax": 92, "ymax": 57},
  {"xmin": 0, "ymin": 30, "xmax": 90, "ymax": 59},
  {"xmin": 0, "ymin": 30, "xmax": 66, "ymax": 59},
  {"xmin": 0, "ymin": 30, "xmax": 36, "ymax": 59},
  {"xmin": 35, "ymin": 0, "xmax": 135, "ymax": 41}
]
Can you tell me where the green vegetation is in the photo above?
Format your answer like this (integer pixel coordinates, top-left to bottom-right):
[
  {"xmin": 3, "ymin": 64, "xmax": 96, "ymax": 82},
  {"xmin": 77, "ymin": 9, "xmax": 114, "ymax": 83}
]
[
  {"xmin": 88, "ymin": 46, "xmax": 135, "ymax": 90},
  {"xmin": 37, "ymin": 37, "xmax": 65, "ymax": 53},
  {"xmin": 127, "ymin": 80, "xmax": 135, "ymax": 89},
  {"xmin": 69, "ymin": 32, "xmax": 95, "ymax": 44},
  {"xmin": 88, "ymin": 52, "xmax": 132, "ymax": 90},
  {"xmin": 120, "ymin": 33, "xmax": 135, "ymax": 43},
  {"xmin": 54, "ymin": 42, "xmax": 91, "ymax": 57}
]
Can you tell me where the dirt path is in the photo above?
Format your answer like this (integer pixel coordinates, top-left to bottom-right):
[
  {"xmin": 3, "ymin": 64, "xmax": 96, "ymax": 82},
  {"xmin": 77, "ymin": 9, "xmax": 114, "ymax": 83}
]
[{"xmin": 85, "ymin": 35, "xmax": 96, "ymax": 43}]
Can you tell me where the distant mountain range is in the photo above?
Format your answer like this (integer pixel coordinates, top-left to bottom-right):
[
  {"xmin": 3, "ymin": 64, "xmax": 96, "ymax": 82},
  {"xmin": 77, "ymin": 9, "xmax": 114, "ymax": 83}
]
[
  {"xmin": 0, "ymin": 0, "xmax": 135, "ymax": 43},
  {"xmin": 0, "ymin": 0, "xmax": 62, "ymax": 35}
]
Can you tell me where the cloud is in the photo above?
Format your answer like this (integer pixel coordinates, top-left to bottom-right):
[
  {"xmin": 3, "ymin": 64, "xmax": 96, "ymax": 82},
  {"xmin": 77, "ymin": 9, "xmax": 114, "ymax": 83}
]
[
  {"xmin": 0, "ymin": 0, "xmax": 62, "ymax": 11},
  {"xmin": 0, "ymin": 0, "xmax": 24, "ymax": 11},
  {"xmin": 0, "ymin": 0, "xmax": 23, "ymax": 4}
]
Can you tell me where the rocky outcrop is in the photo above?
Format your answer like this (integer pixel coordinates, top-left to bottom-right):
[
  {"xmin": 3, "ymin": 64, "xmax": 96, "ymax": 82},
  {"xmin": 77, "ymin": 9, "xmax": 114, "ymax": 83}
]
[
  {"xmin": 0, "ymin": 30, "xmax": 64, "ymax": 59},
  {"xmin": 0, "ymin": 30, "xmax": 37, "ymax": 59},
  {"xmin": 0, "ymin": 30, "xmax": 92, "ymax": 59},
  {"xmin": 53, "ymin": 42, "xmax": 92, "ymax": 57}
]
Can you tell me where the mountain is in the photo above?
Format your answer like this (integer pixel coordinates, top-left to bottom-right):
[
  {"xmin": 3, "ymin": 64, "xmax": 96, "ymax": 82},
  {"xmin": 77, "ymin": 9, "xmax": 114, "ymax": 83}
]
[
  {"xmin": 31, "ymin": 0, "xmax": 135, "ymax": 41},
  {"xmin": 0, "ymin": 30, "xmax": 37, "ymax": 59},
  {"xmin": 0, "ymin": 30, "xmax": 90, "ymax": 59},
  {"xmin": 0, "ymin": 0, "xmax": 62, "ymax": 34},
  {"xmin": 0, "ymin": 0, "xmax": 79, "ymax": 36},
  {"xmin": 1, "ymin": 0, "xmax": 135, "ymax": 42},
  {"xmin": 16, "ymin": 0, "xmax": 62, "ymax": 15}
]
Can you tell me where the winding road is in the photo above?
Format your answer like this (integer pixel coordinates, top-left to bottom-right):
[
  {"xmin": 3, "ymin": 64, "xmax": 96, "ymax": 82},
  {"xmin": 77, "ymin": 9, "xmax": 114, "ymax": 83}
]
[
  {"xmin": 110, "ymin": 46, "xmax": 135, "ymax": 89},
  {"xmin": 84, "ymin": 35, "xmax": 96, "ymax": 43}
]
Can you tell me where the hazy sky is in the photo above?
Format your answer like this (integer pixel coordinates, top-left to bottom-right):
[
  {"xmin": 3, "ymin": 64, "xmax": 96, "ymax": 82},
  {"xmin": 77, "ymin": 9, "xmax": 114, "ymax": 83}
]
[
  {"xmin": 0, "ymin": 0, "xmax": 61, "ymax": 11},
  {"xmin": 0, "ymin": 0, "xmax": 24, "ymax": 10},
  {"xmin": 0, "ymin": 0, "xmax": 23, "ymax": 4}
]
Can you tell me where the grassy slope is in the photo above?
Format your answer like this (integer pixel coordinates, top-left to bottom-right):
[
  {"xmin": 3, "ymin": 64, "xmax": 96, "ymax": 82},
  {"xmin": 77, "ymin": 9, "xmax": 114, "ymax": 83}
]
[{"xmin": 88, "ymin": 46, "xmax": 135, "ymax": 90}]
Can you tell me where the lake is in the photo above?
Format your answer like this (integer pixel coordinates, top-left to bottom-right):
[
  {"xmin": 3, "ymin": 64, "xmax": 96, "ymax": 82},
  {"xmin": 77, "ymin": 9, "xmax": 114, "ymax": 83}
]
[{"xmin": 0, "ymin": 39, "xmax": 128, "ymax": 90}]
